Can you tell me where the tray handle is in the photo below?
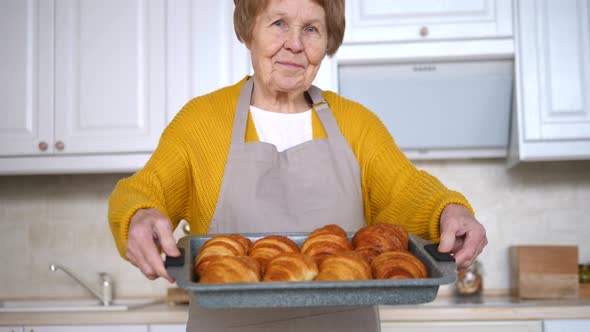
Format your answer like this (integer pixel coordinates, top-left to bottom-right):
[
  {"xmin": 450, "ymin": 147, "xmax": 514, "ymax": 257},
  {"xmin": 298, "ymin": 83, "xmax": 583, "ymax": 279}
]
[
  {"xmin": 423, "ymin": 243, "xmax": 455, "ymax": 262},
  {"xmin": 165, "ymin": 236, "xmax": 192, "ymax": 286},
  {"xmin": 164, "ymin": 247, "xmax": 185, "ymax": 268}
]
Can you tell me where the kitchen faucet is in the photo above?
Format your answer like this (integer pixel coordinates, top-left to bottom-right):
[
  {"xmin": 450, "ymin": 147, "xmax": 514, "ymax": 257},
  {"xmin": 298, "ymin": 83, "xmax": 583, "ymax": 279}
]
[{"xmin": 49, "ymin": 264, "xmax": 113, "ymax": 306}]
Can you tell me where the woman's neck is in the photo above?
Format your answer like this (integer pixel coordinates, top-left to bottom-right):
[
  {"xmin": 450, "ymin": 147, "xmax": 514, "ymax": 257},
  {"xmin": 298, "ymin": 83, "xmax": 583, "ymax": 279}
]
[{"xmin": 250, "ymin": 77, "xmax": 310, "ymax": 114}]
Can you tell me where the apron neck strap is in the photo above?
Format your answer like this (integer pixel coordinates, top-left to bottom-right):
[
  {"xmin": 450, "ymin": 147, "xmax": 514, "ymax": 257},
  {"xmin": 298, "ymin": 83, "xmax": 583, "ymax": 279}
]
[
  {"xmin": 306, "ymin": 86, "xmax": 347, "ymax": 144},
  {"xmin": 306, "ymin": 85, "xmax": 329, "ymax": 113},
  {"xmin": 231, "ymin": 78, "xmax": 254, "ymax": 145},
  {"xmin": 231, "ymin": 77, "xmax": 346, "ymax": 145}
]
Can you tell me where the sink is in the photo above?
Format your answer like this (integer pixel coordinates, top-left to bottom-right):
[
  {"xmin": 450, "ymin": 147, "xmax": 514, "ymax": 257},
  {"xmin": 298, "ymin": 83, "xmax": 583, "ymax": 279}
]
[{"xmin": 0, "ymin": 298, "xmax": 162, "ymax": 312}]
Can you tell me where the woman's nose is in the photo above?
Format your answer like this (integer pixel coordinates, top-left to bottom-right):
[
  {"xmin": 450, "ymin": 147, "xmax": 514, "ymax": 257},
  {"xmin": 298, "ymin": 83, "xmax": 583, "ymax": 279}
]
[{"xmin": 283, "ymin": 30, "xmax": 304, "ymax": 52}]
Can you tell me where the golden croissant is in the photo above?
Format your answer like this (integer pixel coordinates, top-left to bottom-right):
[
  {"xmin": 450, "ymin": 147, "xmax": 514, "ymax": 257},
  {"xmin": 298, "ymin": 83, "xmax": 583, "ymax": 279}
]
[
  {"xmin": 248, "ymin": 235, "xmax": 300, "ymax": 272},
  {"xmin": 262, "ymin": 253, "xmax": 318, "ymax": 282},
  {"xmin": 371, "ymin": 251, "xmax": 428, "ymax": 279},
  {"xmin": 308, "ymin": 224, "xmax": 349, "ymax": 238},
  {"xmin": 198, "ymin": 255, "xmax": 261, "ymax": 284},
  {"xmin": 301, "ymin": 225, "xmax": 353, "ymax": 265},
  {"xmin": 315, "ymin": 251, "xmax": 372, "ymax": 281},
  {"xmin": 194, "ymin": 234, "xmax": 250, "ymax": 276},
  {"xmin": 352, "ymin": 223, "xmax": 409, "ymax": 264}
]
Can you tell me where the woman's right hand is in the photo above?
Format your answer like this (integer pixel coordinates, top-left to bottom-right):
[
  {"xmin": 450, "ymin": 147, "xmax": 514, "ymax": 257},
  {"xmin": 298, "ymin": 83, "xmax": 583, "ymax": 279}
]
[{"xmin": 127, "ymin": 208, "xmax": 181, "ymax": 282}]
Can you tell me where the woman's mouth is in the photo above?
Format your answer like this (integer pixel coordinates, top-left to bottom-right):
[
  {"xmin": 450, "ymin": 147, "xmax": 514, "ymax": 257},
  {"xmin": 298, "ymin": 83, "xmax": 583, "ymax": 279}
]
[{"xmin": 277, "ymin": 61, "xmax": 304, "ymax": 70}]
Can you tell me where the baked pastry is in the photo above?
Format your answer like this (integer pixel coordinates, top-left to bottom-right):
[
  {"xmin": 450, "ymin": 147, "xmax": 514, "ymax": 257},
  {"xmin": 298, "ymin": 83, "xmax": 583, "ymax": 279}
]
[
  {"xmin": 352, "ymin": 223, "xmax": 409, "ymax": 264},
  {"xmin": 194, "ymin": 234, "xmax": 249, "ymax": 276},
  {"xmin": 229, "ymin": 233, "xmax": 252, "ymax": 253},
  {"xmin": 198, "ymin": 255, "xmax": 261, "ymax": 284},
  {"xmin": 262, "ymin": 253, "xmax": 318, "ymax": 282},
  {"xmin": 248, "ymin": 235, "xmax": 300, "ymax": 272},
  {"xmin": 371, "ymin": 251, "xmax": 428, "ymax": 279},
  {"xmin": 308, "ymin": 224, "xmax": 349, "ymax": 238},
  {"xmin": 301, "ymin": 225, "xmax": 353, "ymax": 265},
  {"xmin": 315, "ymin": 251, "xmax": 372, "ymax": 281}
]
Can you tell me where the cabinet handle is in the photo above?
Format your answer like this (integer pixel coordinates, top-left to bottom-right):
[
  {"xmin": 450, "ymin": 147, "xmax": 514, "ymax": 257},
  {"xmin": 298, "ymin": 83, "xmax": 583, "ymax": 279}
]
[
  {"xmin": 38, "ymin": 141, "xmax": 48, "ymax": 151},
  {"xmin": 55, "ymin": 141, "xmax": 65, "ymax": 151},
  {"xmin": 419, "ymin": 26, "xmax": 429, "ymax": 37}
]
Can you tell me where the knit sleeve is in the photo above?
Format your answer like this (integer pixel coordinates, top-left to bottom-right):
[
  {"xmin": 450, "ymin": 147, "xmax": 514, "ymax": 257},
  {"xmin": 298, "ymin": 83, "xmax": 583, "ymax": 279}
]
[
  {"xmin": 357, "ymin": 109, "xmax": 473, "ymax": 243},
  {"xmin": 108, "ymin": 125, "xmax": 192, "ymax": 259}
]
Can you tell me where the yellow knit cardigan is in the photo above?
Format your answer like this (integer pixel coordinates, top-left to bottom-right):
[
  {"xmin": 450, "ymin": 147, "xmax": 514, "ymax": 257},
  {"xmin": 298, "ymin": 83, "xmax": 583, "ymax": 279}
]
[{"xmin": 108, "ymin": 77, "xmax": 473, "ymax": 258}]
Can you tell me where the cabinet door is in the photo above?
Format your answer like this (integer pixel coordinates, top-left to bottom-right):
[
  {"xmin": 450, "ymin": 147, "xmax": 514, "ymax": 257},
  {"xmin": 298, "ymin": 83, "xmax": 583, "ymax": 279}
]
[
  {"xmin": 544, "ymin": 319, "xmax": 590, "ymax": 332},
  {"xmin": 0, "ymin": 327, "xmax": 24, "ymax": 332},
  {"xmin": 344, "ymin": 0, "xmax": 513, "ymax": 43},
  {"xmin": 148, "ymin": 324, "xmax": 186, "ymax": 332},
  {"xmin": 53, "ymin": 0, "xmax": 166, "ymax": 154},
  {"xmin": 381, "ymin": 321, "xmax": 543, "ymax": 332},
  {"xmin": 512, "ymin": 0, "xmax": 590, "ymax": 161},
  {"xmin": 0, "ymin": 0, "xmax": 54, "ymax": 156},
  {"xmin": 23, "ymin": 325, "xmax": 147, "ymax": 332}
]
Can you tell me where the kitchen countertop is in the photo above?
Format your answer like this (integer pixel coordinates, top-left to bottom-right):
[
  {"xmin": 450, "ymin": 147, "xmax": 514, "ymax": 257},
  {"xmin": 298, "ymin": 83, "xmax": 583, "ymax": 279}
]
[{"xmin": 1, "ymin": 295, "xmax": 589, "ymax": 326}]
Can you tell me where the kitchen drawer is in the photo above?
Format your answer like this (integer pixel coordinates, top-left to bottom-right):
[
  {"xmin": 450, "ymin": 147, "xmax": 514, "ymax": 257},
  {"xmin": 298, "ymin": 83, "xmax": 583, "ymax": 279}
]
[
  {"xmin": 381, "ymin": 321, "xmax": 542, "ymax": 332},
  {"xmin": 544, "ymin": 319, "xmax": 590, "ymax": 332},
  {"xmin": 0, "ymin": 327, "xmax": 23, "ymax": 332}
]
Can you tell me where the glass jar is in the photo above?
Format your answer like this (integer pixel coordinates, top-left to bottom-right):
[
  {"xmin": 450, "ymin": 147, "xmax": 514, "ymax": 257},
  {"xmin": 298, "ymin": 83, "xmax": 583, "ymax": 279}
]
[
  {"xmin": 456, "ymin": 261, "xmax": 483, "ymax": 296},
  {"xmin": 580, "ymin": 264, "xmax": 590, "ymax": 283}
]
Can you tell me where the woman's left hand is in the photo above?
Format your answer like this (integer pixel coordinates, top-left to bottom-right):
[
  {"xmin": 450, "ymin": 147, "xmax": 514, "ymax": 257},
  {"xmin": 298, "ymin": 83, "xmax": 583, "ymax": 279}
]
[{"xmin": 437, "ymin": 204, "xmax": 487, "ymax": 271}]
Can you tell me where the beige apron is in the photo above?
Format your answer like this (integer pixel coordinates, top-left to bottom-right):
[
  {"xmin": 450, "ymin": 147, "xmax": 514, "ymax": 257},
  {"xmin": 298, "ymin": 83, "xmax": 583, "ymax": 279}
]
[{"xmin": 186, "ymin": 77, "xmax": 380, "ymax": 332}]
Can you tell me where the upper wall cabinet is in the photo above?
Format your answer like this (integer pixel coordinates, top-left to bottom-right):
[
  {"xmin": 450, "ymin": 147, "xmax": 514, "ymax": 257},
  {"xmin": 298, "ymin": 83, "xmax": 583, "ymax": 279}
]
[
  {"xmin": 0, "ymin": 0, "xmax": 247, "ymax": 174},
  {"xmin": 54, "ymin": 0, "xmax": 166, "ymax": 155},
  {"xmin": 344, "ymin": 0, "xmax": 513, "ymax": 43},
  {"xmin": 0, "ymin": 0, "xmax": 54, "ymax": 156},
  {"xmin": 0, "ymin": 0, "xmax": 166, "ymax": 157},
  {"xmin": 509, "ymin": 0, "xmax": 590, "ymax": 165},
  {"xmin": 315, "ymin": 0, "xmax": 515, "ymax": 94}
]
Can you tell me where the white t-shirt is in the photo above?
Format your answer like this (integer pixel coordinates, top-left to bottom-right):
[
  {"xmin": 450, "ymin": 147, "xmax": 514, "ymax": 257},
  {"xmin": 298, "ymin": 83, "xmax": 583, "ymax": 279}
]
[{"xmin": 249, "ymin": 105, "xmax": 313, "ymax": 152}]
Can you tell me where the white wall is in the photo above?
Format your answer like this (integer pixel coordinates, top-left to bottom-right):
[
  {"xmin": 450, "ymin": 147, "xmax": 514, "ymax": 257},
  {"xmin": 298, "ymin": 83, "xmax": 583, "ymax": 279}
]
[{"xmin": 0, "ymin": 159, "xmax": 589, "ymax": 299}]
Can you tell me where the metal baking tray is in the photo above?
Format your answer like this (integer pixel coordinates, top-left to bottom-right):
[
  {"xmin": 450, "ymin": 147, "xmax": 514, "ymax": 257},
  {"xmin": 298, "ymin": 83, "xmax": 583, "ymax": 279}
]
[{"xmin": 165, "ymin": 232, "xmax": 456, "ymax": 309}]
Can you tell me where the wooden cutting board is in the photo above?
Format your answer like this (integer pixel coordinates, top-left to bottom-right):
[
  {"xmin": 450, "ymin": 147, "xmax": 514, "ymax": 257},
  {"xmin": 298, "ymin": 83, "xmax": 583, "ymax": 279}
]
[
  {"xmin": 166, "ymin": 287, "xmax": 190, "ymax": 306},
  {"xmin": 510, "ymin": 245, "xmax": 579, "ymax": 299}
]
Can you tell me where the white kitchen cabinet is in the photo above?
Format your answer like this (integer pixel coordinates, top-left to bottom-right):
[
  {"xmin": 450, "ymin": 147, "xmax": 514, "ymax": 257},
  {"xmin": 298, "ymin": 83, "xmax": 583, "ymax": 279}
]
[
  {"xmin": 0, "ymin": 0, "xmax": 54, "ymax": 156},
  {"xmin": 344, "ymin": 0, "xmax": 513, "ymax": 43},
  {"xmin": 316, "ymin": 0, "xmax": 515, "ymax": 96},
  {"xmin": 52, "ymin": 0, "xmax": 166, "ymax": 155},
  {"xmin": 544, "ymin": 319, "xmax": 590, "ymax": 332},
  {"xmin": 509, "ymin": 0, "xmax": 590, "ymax": 165},
  {"xmin": 148, "ymin": 324, "xmax": 186, "ymax": 332},
  {"xmin": 0, "ymin": 0, "xmax": 166, "ymax": 156},
  {"xmin": 0, "ymin": 0, "xmax": 247, "ymax": 174},
  {"xmin": 0, "ymin": 327, "xmax": 24, "ymax": 332},
  {"xmin": 23, "ymin": 326, "xmax": 146, "ymax": 332},
  {"xmin": 381, "ymin": 320, "xmax": 542, "ymax": 332}
]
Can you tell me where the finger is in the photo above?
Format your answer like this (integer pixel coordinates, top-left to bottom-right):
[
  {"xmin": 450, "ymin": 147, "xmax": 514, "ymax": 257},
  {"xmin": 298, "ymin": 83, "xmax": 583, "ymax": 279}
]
[
  {"xmin": 452, "ymin": 236, "xmax": 464, "ymax": 253},
  {"xmin": 453, "ymin": 229, "xmax": 483, "ymax": 269},
  {"xmin": 126, "ymin": 239, "xmax": 147, "ymax": 270},
  {"xmin": 153, "ymin": 219, "xmax": 181, "ymax": 257},
  {"xmin": 131, "ymin": 245, "xmax": 158, "ymax": 280},
  {"xmin": 471, "ymin": 234, "xmax": 488, "ymax": 265},
  {"xmin": 438, "ymin": 223, "xmax": 459, "ymax": 253},
  {"xmin": 131, "ymin": 223, "xmax": 165, "ymax": 280},
  {"xmin": 143, "ymin": 239, "xmax": 175, "ymax": 283}
]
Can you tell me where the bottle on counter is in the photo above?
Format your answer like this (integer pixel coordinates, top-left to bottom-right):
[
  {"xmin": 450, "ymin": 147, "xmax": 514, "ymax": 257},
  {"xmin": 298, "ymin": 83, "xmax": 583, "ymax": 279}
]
[
  {"xmin": 580, "ymin": 264, "xmax": 590, "ymax": 283},
  {"xmin": 455, "ymin": 260, "xmax": 483, "ymax": 296}
]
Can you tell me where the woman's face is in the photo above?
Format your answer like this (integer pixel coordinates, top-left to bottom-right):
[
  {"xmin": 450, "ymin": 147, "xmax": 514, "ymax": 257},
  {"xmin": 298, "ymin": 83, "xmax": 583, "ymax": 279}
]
[{"xmin": 249, "ymin": 0, "xmax": 328, "ymax": 95}]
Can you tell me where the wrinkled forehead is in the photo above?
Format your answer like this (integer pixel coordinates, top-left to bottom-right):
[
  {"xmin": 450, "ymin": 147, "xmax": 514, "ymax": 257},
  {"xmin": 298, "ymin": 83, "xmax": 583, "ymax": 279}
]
[{"xmin": 259, "ymin": 0, "xmax": 326, "ymax": 23}]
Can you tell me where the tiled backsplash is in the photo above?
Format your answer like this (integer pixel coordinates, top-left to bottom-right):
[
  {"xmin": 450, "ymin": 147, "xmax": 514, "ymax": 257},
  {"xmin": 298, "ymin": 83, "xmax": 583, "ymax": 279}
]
[{"xmin": 1, "ymin": 160, "xmax": 589, "ymax": 299}]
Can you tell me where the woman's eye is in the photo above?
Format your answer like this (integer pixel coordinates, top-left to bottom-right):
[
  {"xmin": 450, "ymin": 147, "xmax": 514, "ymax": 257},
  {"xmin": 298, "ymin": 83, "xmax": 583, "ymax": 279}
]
[
  {"xmin": 273, "ymin": 20, "xmax": 284, "ymax": 27},
  {"xmin": 305, "ymin": 26, "xmax": 317, "ymax": 33}
]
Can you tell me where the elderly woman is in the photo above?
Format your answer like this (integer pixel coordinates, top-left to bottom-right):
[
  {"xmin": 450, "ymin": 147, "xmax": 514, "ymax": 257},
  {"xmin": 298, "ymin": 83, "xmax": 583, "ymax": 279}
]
[{"xmin": 109, "ymin": 0, "xmax": 487, "ymax": 330}]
